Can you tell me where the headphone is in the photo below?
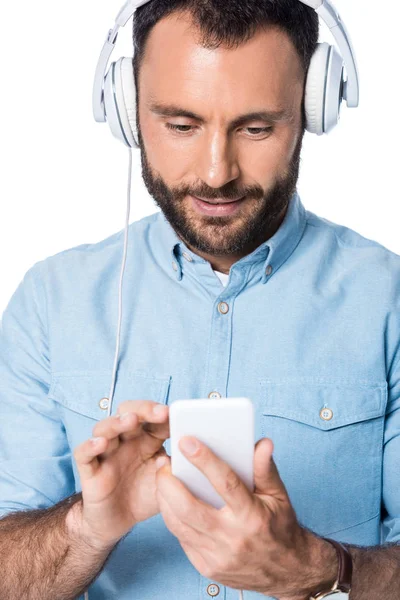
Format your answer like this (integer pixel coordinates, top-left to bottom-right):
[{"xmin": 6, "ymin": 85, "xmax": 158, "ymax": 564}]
[{"xmin": 93, "ymin": 0, "xmax": 360, "ymax": 143}]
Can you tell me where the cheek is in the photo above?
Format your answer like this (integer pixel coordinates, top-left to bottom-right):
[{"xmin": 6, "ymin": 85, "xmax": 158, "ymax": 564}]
[
  {"xmin": 241, "ymin": 129, "xmax": 298, "ymax": 184},
  {"xmin": 141, "ymin": 118, "xmax": 193, "ymax": 180}
]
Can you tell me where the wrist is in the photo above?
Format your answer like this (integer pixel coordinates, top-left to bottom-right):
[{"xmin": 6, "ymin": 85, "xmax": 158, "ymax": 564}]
[
  {"xmin": 296, "ymin": 530, "xmax": 339, "ymax": 600},
  {"xmin": 65, "ymin": 500, "xmax": 118, "ymax": 554},
  {"xmin": 311, "ymin": 535, "xmax": 339, "ymax": 593}
]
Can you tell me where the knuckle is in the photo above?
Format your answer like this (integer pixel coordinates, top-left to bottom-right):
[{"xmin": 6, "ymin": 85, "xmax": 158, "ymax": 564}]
[
  {"xmin": 256, "ymin": 515, "xmax": 271, "ymax": 538},
  {"xmin": 222, "ymin": 470, "xmax": 242, "ymax": 495},
  {"xmin": 232, "ymin": 536, "xmax": 250, "ymax": 556},
  {"xmin": 92, "ymin": 423, "xmax": 103, "ymax": 437},
  {"xmin": 203, "ymin": 556, "xmax": 226, "ymax": 580},
  {"xmin": 178, "ymin": 526, "xmax": 192, "ymax": 545},
  {"xmin": 117, "ymin": 400, "xmax": 135, "ymax": 414},
  {"xmin": 74, "ymin": 443, "xmax": 88, "ymax": 462},
  {"xmin": 93, "ymin": 415, "xmax": 119, "ymax": 438},
  {"xmin": 179, "ymin": 501, "xmax": 194, "ymax": 522},
  {"xmin": 116, "ymin": 400, "xmax": 157, "ymax": 423},
  {"xmin": 201, "ymin": 563, "xmax": 215, "ymax": 580},
  {"xmin": 197, "ymin": 507, "xmax": 214, "ymax": 531},
  {"xmin": 203, "ymin": 568, "xmax": 214, "ymax": 580},
  {"xmin": 104, "ymin": 437, "xmax": 119, "ymax": 453},
  {"xmin": 214, "ymin": 554, "xmax": 232, "ymax": 574},
  {"xmin": 245, "ymin": 506, "xmax": 266, "ymax": 536}
]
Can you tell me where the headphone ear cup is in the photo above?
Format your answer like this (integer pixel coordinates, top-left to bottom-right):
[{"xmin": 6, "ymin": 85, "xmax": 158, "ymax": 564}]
[
  {"xmin": 305, "ymin": 42, "xmax": 344, "ymax": 135},
  {"xmin": 323, "ymin": 44, "xmax": 345, "ymax": 134},
  {"xmin": 103, "ymin": 57, "xmax": 139, "ymax": 148}
]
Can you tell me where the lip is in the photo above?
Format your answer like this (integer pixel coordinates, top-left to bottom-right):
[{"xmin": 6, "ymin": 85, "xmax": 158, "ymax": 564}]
[
  {"xmin": 190, "ymin": 194, "xmax": 246, "ymax": 217},
  {"xmin": 194, "ymin": 196, "xmax": 245, "ymax": 205}
]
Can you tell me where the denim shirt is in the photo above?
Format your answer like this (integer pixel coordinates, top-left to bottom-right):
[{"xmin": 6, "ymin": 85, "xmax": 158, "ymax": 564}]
[{"xmin": 1, "ymin": 191, "xmax": 400, "ymax": 600}]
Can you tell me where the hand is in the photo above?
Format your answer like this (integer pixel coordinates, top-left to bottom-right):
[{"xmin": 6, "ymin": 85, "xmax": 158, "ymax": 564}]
[
  {"xmin": 155, "ymin": 437, "xmax": 337, "ymax": 599},
  {"xmin": 69, "ymin": 400, "xmax": 170, "ymax": 550}
]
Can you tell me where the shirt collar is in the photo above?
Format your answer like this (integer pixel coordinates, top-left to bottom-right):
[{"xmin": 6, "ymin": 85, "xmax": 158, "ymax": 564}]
[{"xmin": 155, "ymin": 190, "xmax": 307, "ymax": 284}]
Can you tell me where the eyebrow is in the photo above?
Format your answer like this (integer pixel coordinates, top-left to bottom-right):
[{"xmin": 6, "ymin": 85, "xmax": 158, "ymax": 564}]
[{"xmin": 147, "ymin": 101, "xmax": 292, "ymax": 128}]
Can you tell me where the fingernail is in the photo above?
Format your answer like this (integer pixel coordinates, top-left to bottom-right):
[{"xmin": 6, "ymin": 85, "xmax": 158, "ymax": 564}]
[
  {"xmin": 180, "ymin": 437, "xmax": 199, "ymax": 456},
  {"xmin": 118, "ymin": 412, "xmax": 130, "ymax": 420},
  {"xmin": 153, "ymin": 405, "xmax": 166, "ymax": 414},
  {"xmin": 156, "ymin": 456, "xmax": 168, "ymax": 470},
  {"xmin": 90, "ymin": 436, "xmax": 104, "ymax": 445}
]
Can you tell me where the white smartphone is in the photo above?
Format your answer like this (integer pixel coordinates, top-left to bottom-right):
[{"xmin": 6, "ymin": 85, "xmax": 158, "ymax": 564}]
[{"xmin": 170, "ymin": 397, "xmax": 255, "ymax": 509}]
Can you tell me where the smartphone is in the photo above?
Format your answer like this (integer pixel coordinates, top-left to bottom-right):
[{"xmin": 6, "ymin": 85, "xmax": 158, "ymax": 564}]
[{"xmin": 170, "ymin": 397, "xmax": 255, "ymax": 509}]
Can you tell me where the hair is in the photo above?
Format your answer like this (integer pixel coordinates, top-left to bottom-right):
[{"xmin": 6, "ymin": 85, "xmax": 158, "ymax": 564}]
[{"xmin": 132, "ymin": 0, "xmax": 319, "ymax": 102}]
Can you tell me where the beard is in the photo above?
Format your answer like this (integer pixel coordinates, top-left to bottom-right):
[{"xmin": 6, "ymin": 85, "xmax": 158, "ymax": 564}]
[{"xmin": 137, "ymin": 123, "xmax": 304, "ymax": 256}]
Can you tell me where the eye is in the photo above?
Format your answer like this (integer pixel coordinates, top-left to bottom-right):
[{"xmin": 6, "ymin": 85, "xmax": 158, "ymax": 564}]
[
  {"xmin": 165, "ymin": 123, "xmax": 194, "ymax": 133},
  {"xmin": 243, "ymin": 127, "xmax": 273, "ymax": 136}
]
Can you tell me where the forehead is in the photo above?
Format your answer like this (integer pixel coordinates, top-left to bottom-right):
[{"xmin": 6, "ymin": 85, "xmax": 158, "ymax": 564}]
[{"xmin": 139, "ymin": 12, "xmax": 304, "ymax": 112}]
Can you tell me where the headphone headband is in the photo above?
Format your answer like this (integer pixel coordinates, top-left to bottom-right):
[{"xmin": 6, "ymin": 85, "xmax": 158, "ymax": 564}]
[{"xmin": 93, "ymin": 0, "xmax": 359, "ymax": 123}]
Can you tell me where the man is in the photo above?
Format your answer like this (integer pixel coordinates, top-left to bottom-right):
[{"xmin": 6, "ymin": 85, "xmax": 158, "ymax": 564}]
[{"xmin": 0, "ymin": 1, "xmax": 399, "ymax": 599}]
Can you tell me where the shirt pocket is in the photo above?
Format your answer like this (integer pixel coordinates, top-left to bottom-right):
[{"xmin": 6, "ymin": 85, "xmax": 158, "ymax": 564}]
[
  {"xmin": 258, "ymin": 377, "xmax": 387, "ymax": 537},
  {"xmin": 48, "ymin": 369, "xmax": 172, "ymax": 450}
]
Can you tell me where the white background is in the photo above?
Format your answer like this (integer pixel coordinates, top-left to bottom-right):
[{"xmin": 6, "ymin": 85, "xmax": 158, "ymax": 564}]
[{"xmin": 1, "ymin": 0, "xmax": 399, "ymax": 311}]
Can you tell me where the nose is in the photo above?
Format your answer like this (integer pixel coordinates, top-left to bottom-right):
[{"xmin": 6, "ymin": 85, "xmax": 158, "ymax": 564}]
[{"xmin": 196, "ymin": 129, "xmax": 240, "ymax": 190}]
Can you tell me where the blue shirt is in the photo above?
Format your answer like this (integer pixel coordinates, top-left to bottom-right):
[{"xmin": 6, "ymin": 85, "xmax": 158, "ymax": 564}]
[{"xmin": 1, "ymin": 191, "xmax": 400, "ymax": 600}]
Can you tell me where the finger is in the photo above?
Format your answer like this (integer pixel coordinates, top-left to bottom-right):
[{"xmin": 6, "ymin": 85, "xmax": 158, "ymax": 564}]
[
  {"xmin": 116, "ymin": 401, "xmax": 170, "ymax": 441},
  {"xmin": 254, "ymin": 438, "xmax": 290, "ymax": 502},
  {"xmin": 92, "ymin": 412, "xmax": 139, "ymax": 455},
  {"xmin": 91, "ymin": 402, "xmax": 169, "ymax": 460},
  {"xmin": 87, "ymin": 413, "xmax": 140, "ymax": 460},
  {"xmin": 156, "ymin": 474, "xmax": 184, "ymax": 536},
  {"xmin": 93, "ymin": 407, "xmax": 165, "ymax": 443},
  {"xmin": 156, "ymin": 459, "xmax": 217, "ymax": 535},
  {"xmin": 157, "ymin": 487, "xmax": 206, "ymax": 550},
  {"xmin": 73, "ymin": 436, "xmax": 109, "ymax": 480},
  {"xmin": 178, "ymin": 437, "xmax": 253, "ymax": 515}
]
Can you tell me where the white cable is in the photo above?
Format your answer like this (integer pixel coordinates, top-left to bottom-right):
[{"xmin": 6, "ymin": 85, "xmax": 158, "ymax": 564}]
[
  {"xmin": 106, "ymin": 146, "xmax": 132, "ymax": 419},
  {"xmin": 83, "ymin": 147, "xmax": 132, "ymax": 600},
  {"xmin": 83, "ymin": 149, "xmax": 244, "ymax": 600}
]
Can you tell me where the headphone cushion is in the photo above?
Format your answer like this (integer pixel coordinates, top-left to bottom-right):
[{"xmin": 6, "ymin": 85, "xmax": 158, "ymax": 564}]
[
  {"xmin": 119, "ymin": 57, "xmax": 139, "ymax": 147},
  {"xmin": 304, "ymin": 42, "xmax": 331, "ymax": 135},
  {"xmin": 323, "ymin": 44, "xmax": 344, "ymax": 134},
  {"xmin": 103, "ymin": 57, "xmax": 138, "ymax": 148}
]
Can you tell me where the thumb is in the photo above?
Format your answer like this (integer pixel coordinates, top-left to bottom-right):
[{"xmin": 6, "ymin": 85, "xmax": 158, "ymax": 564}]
[
  {"xmin": 155, "ymin": 453, "xmax": 170, "ymax": 472},
  {"xmin": 254, "ymin": 438, "xmax": 288, "ymax": 500}
]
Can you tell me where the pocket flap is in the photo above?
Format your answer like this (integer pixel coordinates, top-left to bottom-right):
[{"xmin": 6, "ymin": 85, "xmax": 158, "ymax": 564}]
[
  {"xmin": 48, "ymin": 370, "xmax": 171, "ymax": 420},
  {"xmin": 259, "ymin": 377, "xmax": 387, "ymax": 430}
]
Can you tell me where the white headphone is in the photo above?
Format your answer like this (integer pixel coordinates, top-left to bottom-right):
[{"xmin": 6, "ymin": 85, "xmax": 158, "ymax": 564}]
[{"xmin": 93, "ymin": 0, "xmax": 360, "ymax": 146}]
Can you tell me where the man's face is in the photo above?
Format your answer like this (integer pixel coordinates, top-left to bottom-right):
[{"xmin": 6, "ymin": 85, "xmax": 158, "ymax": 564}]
[{"xmin": 136, "ymin": 12, "xmax": 305, "ymax": 257}]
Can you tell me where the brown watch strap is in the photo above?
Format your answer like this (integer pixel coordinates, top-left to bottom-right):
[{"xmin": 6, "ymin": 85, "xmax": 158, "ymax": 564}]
[{"xmin": 323, "ymin": 537, "xmax": 353, "ymax": 593}]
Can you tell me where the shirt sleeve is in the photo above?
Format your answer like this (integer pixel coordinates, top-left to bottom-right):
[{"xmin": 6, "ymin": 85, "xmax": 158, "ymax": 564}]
[
  {"xmin": 0, "ymin": 261, "xmax": 75, "ymax": 519},
  {"xmin": 382, "ymin": 348, "xmax": 400, "ymax": 543}
]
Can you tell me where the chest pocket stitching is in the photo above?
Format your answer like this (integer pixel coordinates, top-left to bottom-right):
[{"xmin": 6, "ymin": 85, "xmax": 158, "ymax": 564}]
[
  {"xmin": 258, "ymin": 379, "xmax": 388, "ymax": 430},
  {"xmin": 257, "ymin": 378, "xmax": 386, "ymax": 535},
  {"xmin": 322, "ymin": 511, "xmax": 381, "ymax": 537},
  {"xmin": 48, "ymin": 371, "xmax": 172, "ymax": 421}
]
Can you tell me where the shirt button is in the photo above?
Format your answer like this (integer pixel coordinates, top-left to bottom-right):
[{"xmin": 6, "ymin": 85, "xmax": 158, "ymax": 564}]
[
  {"xmin": 99, "ymin": 397, "xmax": 109, "ymax": 410},
  {"xmin": 207, "ymin": 583, "xmax": 220, "ymax": 597},
  {"xmin": 182, "ymin": 252, "xmax": 193, "ymax": 262},
  {"xmin": 265, "ymin": 264, "xmax": 273, "ymax": 276},
  {"xmin": 208, "ymin": 391, "xmax": 221, "ymax": 399},
  {"xmin": 320, "ymin": 407, "xmax": 333, "ymax": 421},
  {"xmin": 172, "ymin": 261, "xmax": 178, "ymax": 271},
  {"xmin": 218, "ymin": 301, "xmax": 229, "ymax": 314}
]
